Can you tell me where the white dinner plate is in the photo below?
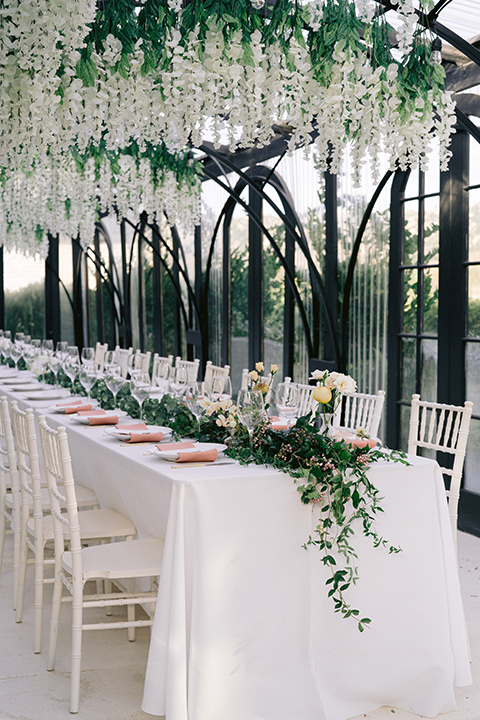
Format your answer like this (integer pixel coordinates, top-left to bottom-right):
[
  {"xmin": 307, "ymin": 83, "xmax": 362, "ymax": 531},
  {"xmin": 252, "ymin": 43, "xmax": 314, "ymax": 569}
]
[
  {"xmin": 8, "ymin": 382, "xmax": 43, "ymax": 392},
  {"xmin": 152, "ymin": 442, "xmax": 227, "ymax": 462},
  {"xmin": 0, "ymin": 374, "xmax": 35, "ymax": 385},
  {"xmin": 104, "ymin": 424, "xmax": 172, "ymax": 441},
  {"xmin": 47, "ymin": 402, "xmax": 99, "ymax": 414},
  {"xmin": 71, "ymin": 409, "xmax": 127, "ymax": 424},
  {"xmin": 22, "ymin": 388, "xmax": 71, "ymax": 401}
]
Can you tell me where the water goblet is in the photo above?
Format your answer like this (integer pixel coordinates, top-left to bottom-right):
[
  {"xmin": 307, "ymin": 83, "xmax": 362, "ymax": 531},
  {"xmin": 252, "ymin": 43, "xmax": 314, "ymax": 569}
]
[
  {"xmin": 48, "ymin": 353, "xmax": 63, "ymax": 388},
  {"xmin": 103, "ymin": 350, "xmax": 117, "ymax": 372},
  {"xmin": 31, "ymin": 339, "xmax": 41, "ymax": 349},
  {"xmin": 131, "ymin": 371, "xmax": 150, "ymax": 421},
  {"xmin": 169, "ymin": 366, "xmax": 188, "ymax": 397},
  {"xmin": 79, "ymin": 365, "xmax": 97, "ymax": 402},
  {"xmin": 42, "ymin": 339, "xmax": 54, "ymax": 353},
  {"xmin": 154, "ymin": 361, "xmax": 172, "ymax": 398},
  {"xmin": 64, "ymin": 355, "xmax": 80, "ymax": 389},
  {"xmin": 209, "ymin": 375, "xmax": 232, "ymax": 402},
  {"xmin": 185, "ymin": 382, "xmax": 208, "ymax": 434},
  {"xmin": 3, "ymin": 331, "xmax": 11, "ymax": 341},
  {"xmin": 274, "ymin": 383, "xmax": 300, "ymax": 429},
  {"xmin": 9, "ymin": 342, "xmax": 23, "ymax": 372},
  {"xmin": 104, "ymin": 365, "xmax": 126, "ymax": 410},
  {"xmin": 81, "ymin": 347, "xmax": 95, "ymax": 366},
  {"xmin": 236, "ymin": 389, "xmax": 265, "ymax": 449}
]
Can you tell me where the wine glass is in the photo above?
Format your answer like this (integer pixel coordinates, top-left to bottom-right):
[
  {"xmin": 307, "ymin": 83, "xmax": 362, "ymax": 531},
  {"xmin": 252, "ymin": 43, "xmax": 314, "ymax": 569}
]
[
  {"xmin": 169, "ymin": 366, "xmax": 188, "ymax": 397},
  {"xmin": 81, "ymin": 347, "xmax": 95, "ymax": 366},
  {"xmin": 56, "ymin": 341, "xmax": 68, "ymax": 359},
  {"xmin": 48, "ymin": 353, "xmax": 63, "ymax": 388},
  {"xmin": 9, "ymin": 342, "xmax": 23, "ymax": 372},
  {"xmin": 274, "ymin": 383, "xmax": 300, "ymax": 429},
  {"xmin": 79, "ymin": 365, "xmax": 97, "ymax": 402},
  {"xmin": 64, "ymin": 355, "xmax": 80, "ymax": 389},
  {"xmin": 103, "ymin": 350, "xmax": 117, "ymax": 372},
  {"xmin": 31, "ymin": 339, "xmax": 41, "ymax": 349},
  {"xmin": 42, "ymin": 339, "xmax": 54, "ymax": 353},
  {"xmin": 185, "ymin": 382, "xmax": 208, "ymax": 434},
  {"xmin": 209, "ymin": 375, "xmax": 232, "ymax": 402},
  {"xmin": 3, "ymin": 331, "xmax": 11, "ymax": 341},
  {"xmin": 154, "ymin": 361, "xmax": 172, "ymax": 397},
  {"xmin": 236, "ymin": 389, "xmax": 265, "ymax": 449},
  {"xmin": 104, "ymin": 365, "xmax": 126, "ymax": 410},
  {"xmin": 131, "ymin": 371, "xmax": 150, "ymax": 421}
]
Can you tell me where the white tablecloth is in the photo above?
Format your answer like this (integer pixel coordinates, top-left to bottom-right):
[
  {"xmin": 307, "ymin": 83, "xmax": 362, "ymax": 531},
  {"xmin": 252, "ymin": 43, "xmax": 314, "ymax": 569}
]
[{"xmin": 1, "ymin": 378, "xmax": 472, "ymax": 720}]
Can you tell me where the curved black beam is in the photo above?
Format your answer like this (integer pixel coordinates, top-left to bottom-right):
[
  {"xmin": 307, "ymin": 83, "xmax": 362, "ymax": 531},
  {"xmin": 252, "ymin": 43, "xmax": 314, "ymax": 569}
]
[
  {"xmin": 340, "ymin": 170, "xmax": 394, "ymax": 371},
  {"xmin": 202, "ymin": 166, "xmax": 316, "ymax": 358},
  {"xmin": 83, "ymin": 245, "xmax": 123, "ymax": 329},
  {"xmin": 455, "ymin": 107, "xmax": 480, "ymax": 146},
  {"xmin": 200, "ymin": 145, "xmax": 340, "ymax": 364}
]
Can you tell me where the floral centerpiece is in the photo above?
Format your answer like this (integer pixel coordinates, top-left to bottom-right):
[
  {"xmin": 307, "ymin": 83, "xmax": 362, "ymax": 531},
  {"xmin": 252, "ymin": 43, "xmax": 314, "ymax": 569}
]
[{"xmin": 310, "ymin": 369, "xmax": 356, "ymax": 435}]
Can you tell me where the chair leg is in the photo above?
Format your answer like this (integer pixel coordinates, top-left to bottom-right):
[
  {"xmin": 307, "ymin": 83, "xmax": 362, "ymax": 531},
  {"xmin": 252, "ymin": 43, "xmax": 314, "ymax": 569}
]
[
  {"xmin": 70, "ymin": 595, "xmax": 84, "ymax": 713},
  {"xmin": 12, "ymin": 517, "xmax": 22, "ymax": 611},
  {"xmin": 104, "ymin": 579, "xmax": 112, "ymax": 616},
  {"xmin": 33, "ymin": 542, "xmax": 45, "ymax": 653},
  {"xmin": 15, "ymin": 536, "xmax": 29, "ymax": 623},
  {"xmin": 47, "ymin": 573, "xmax": 63, "ymax": 671},
  {"xmin": 0, "ymin": 508, "xmax": 6, "ymax": 576},
  {"xmin": 126, "ymin": 579, "xmax": 135, "ymax": 641}
]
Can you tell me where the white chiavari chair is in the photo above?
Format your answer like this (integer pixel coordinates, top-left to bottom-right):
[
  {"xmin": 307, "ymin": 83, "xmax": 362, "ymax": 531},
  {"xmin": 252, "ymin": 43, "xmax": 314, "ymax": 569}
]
[
  {"xmin": 151, "ymin": 353, "xmax": 173, "ymax": 381},
  {"xmin": 0, "ymin": 397, "xmax": 21, "ymax": 609},
  {"xmin": 204, "ymin": 361, "xmax": 230, "ymax": 388},
  {"xmin": 334, "ymin": 390, "xmax": 386, "ymax": 437},
  {"xmin": 175, "ymin": 357, "xmax": 200, "ymax": 383},
  {"xmin": 408, "ymin": 394, "xmax": 473, "ymax": 556},
  {"xmin": 39, "ymin": 416, "xmax": 163, "ymax": 713},
  {"xmin": 282, "ymin": 377, "xmax": 317, "ymax": 417},
  {"xmin": 114, "ymin": 346, "xmax": 133, "ymax": 379},
  {"xmin": 94, "ymin": 342, "xmax": 108, "ymax": 373}
]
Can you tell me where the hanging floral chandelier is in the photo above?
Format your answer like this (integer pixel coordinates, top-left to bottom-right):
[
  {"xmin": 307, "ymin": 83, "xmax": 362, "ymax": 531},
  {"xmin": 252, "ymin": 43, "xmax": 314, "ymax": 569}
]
[{"xmin": 0, "ymin": 0, "xmax": 455, "ymax": 256}]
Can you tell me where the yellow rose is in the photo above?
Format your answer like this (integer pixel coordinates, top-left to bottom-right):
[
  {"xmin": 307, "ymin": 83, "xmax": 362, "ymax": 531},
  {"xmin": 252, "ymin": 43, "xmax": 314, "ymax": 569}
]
[
  {"xmin": 255, "ymin": 362, "xmax": 264, "ymax": 373},
  {"xmin": 270, "ymin": 364, "xmax": 278, "ymax": 374},
  {"xmin": 312, "ymin": 385, "xmax": 332, "ymax": 404},
  {"xmin": 250, "ymin": 370, "xmax": 259, "ymax": 382}
]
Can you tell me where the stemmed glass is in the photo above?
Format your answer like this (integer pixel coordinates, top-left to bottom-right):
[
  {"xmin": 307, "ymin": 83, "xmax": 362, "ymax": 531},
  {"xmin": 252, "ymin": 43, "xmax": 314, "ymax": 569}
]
[
  {"xmin": 64, "ymin": 354, "xmax": 80, "ymax": 390},
  {"xmin": 103, "ymin": 350, "xmax": 117, "ymax": 372},
  {"xmin": 209, "ymin": 375, "xmax": 232, "ymax": 402},
  {"xmin": 236, "ymin": 388, "xmax": 265, "ymax": 449},
  {"xmin": 274, "ymin": 383, "xmax": 300, "ymax": 429},
  {"xmin": 9, "ymin": 342, "xmax": 23, "ymax": 372},
  {"xmin": 42, "ymin": 339, "xmax": 54, "ymax": 353},
  {"xmin": 48, "ymin": 353, "xmax": 63, "ymax": 388},
  {"xmin": 81, "ymin": 347, "xmax": 95, "ymax": 366},
  {"xmin": 104, "ymin": 365, "xmax": 126, "ymax": 410},
  {"xmin": 79, "ymin": 365, "xmax": 97, "ymax": 402},
  {"xmin": 169, "ymin": 366, "xmax": 188, "ymax": 397},
  {"xmin": 154, "ymin": 361, "xmax": 172, "ymax": 398},
  {"xmin": 185, "ymin": 382, "xmax": 208, "ymax": 434},
  {"xmin": 131, "ymin": 371, "xmax": 150, "ymax": 421}
]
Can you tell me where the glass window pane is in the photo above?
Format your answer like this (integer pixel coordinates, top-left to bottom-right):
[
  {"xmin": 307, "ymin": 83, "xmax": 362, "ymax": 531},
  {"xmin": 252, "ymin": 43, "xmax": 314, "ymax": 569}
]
[
  {"xmin": 468, "ymin": 188, "xmax": 480, "ymax": 262},
  {"xmin": 423, "ymin": 140, "xmax": 440, "ymax": 195},
  {"xmin": 423, "ymin": 196, "xmax": 439, "ymax": 265},
  {"xmin": 423, "ymin": 267, "xmax": 439, "ymax": 334},
  {"xmin": 403, "ymin": 201, "xmax": 418, "ymax": 266},
  {"xmin": 402, "ymin": 268, "xmax": 417, "ymax": 333},
  {"xmin": 468, "ymin": 266, "xmax": 480, "ymax": 337},
  {"xmin": 400, "ymin": 338, "xmax": 416, "ymax": 401},
  {"xmin": 4, "ymin": 250, "xmax": 45, "ymax": 339},
  {"xmin": 59, "ymin": 234, "xmax": 74, "ymax": 345},
  {"xmin": 469, "ymin": 135, "xmax": 480, "ymax": 188},
  {"xmin": 404, "ymin": 168, "xmax": 420, "ymax": 201},
  {"xmin": 466, "ymin": 342, "xmax": 480, "ymax": 410},
  {"xmin": 399, "ymin": 404, "xmax": 411, "ymax": 452},
  {"xmin": 420, "ymin": 339, "xmax": 437, "ymax": 402},
  {"xmin": 464, "ymin": 417, "xmax": 480, "ymax": 494}
]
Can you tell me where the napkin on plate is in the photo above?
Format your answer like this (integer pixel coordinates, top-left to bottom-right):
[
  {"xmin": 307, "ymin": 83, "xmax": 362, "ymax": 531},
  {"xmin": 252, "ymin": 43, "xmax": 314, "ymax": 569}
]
[
  {"xmin": 126, "ymin": 432, "xmax": 164, "ymax": 443},
  {"xmin": 347, "ymin": 437, "xmax": 376, "ymax": 449},
  {"xmin": 88, "ymin": 415, "xmax": 119, "ymax": 426},
  {"xmin": 269, "ymin": 415, "xmax": 289, "ymax": 431},
  {"xmin": 57, "ymin": 399, "xmax": 84, "ymax": 407},
  {"xmin": 175, "ymin": 449, "xmax": 218, "ymax": 463},
  {"xmin": 78, "ymin": 409, "xmax": 106, "ymax": 417},
  {"xmin": 116, "ymin": 422, "xmax": 149, "ymax": 431},
  {"xmin": 65, "ymin": 404, "xmax": 93, "ymax": 414},
  {"xmin": 155, "ymin": 441, "xmax": 196, "ymax": 451}
]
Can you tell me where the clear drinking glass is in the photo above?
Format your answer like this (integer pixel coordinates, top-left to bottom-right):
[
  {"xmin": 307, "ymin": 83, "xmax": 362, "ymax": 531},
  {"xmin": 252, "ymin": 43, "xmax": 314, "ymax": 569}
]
[
  {"xmin": 209, "ymin": 375, "xmax": 232, "ymax": 402},
  {"xmin": 274, "ymin": 383, "xmax": 300, "ymax": 428},
  {"xmin": 81, "ymin": 347, "xmax": 95, "ymax": 365},
  {"xmin": 9, "ymin": 342, "xmax": 23, "ymax": 371},
  {"xmin": 48, "ymin": 353, "xmax": 63, "ymax": 387},
  {"xmin": 79, "ymin": 365, "xmax": 97, "ymax": 401},
  {"xmin": 131, "ymin": 371, "xmax": 150, "ymax": 420},
  {"xmin": 103, "ymin": 350, "xmax": 117, "ymax": 372},
  {"xmin": 185, "ymin": 382, "xmax": 208, "ymax": 433},
  {"xmin": 104, "ymin": 365, "xmax": 126, "ymax": 409},
  {"xmin": 154, "ymin": 361, "xmax": 172, "ymax": 397},
  {"xmin": 42, "ymin": 339, "xmax": 54, "ymax": 353},
  {"xmin": 64, "ymin": 356, "xmax": 80, "ymax": 388},
  {"xmin": 169, "ymin": 366, "xmax": 188, "ymax": 397},
  {"xmin": 236, "ymin": 389, "xmax": 265, "ymax": 449}
]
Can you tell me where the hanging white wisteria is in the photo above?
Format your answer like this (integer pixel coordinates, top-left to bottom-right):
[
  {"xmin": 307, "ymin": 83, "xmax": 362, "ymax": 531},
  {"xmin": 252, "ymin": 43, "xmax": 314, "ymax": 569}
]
[{"xmin": 0, "ymin": 0, "xmax": 455, "ymax": 254}]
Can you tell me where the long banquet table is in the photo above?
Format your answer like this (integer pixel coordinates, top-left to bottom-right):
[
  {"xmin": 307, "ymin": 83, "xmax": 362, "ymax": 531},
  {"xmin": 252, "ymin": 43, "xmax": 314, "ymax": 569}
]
[{"xmin": 1, "ymin": 377, "xmax": 472, "ymax": 720}]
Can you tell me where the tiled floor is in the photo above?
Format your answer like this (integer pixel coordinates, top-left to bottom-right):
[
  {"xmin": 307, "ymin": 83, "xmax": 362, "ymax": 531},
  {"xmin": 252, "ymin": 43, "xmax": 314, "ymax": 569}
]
[{"xmin": 0, "ymin": 530, "xmax": 478, "ymax": 720}]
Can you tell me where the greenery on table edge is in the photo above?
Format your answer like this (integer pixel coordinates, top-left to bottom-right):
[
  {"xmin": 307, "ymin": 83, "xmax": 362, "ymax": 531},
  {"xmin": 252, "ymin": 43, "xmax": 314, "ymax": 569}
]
[{"xmin": 39, "ymin": 368, "xmax": 407, "ymax": 631}]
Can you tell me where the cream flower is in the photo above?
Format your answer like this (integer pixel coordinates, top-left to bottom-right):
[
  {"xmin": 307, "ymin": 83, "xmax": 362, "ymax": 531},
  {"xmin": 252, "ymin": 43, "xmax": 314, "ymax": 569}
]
[{"xmin": 255, "ymin": 362, "xmax": 265, "ymax": 373}]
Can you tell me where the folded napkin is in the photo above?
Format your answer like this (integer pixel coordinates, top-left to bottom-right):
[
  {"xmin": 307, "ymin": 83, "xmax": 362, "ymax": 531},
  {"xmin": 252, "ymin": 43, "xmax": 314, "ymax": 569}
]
[
  {"xmin": 116, "ymin": 422, "xmax": 149, "ymax": 431},
  {"xmin": 126, "ymin": 432, "xmax": 164, "ymax": 443},
  {"xmin": 347, "ymin": 437, "xmax": 376, "ymax": 449},
  {"xmin": 64, "ymin": 404, "xmax": 93, "ymax": 414},
  {"xmin": 57, "ymin": 399, "xmax": 84, "ymax": 407},
  {"xmin": 155, "ymin": 441, "xmax": 196, "ymax": 451},
  {"xmin": 176, "ymin": 449, "xmax": 218, "ymax": 463},
  {"xmin": 78, "ymin": 409, "xmax": 106, "ymax": 417},
  {"xmin": 268, "ymin": 416, "xmax": 289, "ymax": 431},
  {"xmin": 88, "ymin": 415, "xmax": 119, "ymax": 426}
]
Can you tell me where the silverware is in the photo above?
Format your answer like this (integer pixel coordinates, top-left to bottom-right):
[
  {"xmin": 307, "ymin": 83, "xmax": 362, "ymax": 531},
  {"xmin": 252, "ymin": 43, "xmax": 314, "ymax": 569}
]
[{"xmin": 170, "ymin": 460, "xmax": 236, "ymax": 469}]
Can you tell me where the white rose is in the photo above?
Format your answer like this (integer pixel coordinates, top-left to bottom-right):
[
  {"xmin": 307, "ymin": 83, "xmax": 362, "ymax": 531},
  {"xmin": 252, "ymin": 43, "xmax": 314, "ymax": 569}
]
[{"xmin": 334, "ymin": 374, "xmax": 357, "ymax": 395}]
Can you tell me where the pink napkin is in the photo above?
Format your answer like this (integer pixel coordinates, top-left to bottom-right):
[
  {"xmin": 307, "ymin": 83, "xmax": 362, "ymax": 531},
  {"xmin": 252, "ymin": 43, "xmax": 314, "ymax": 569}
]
[
  {"xmin": 269, "ymin": 416, "xmax": 289, "ymax": 430},
  {"xmin": 116, "ymin": 422, "xmax": 148, "ymax": 431},
  {"xmin": 175, "ymin": 449, "xmax": 218, "ymax": 463},
  {"xmin": 78, "ymin": 409, "xmax": 106, "ymax": 417},
  {"xmin": 57, "ymin": 399, "xmax": 84, "ymax": 407},
  {"xmin": 126, "ymin": 432, "xmax": 164, "ymax": 443},
  {"xmin": 88, "ymin": 415, "xmax": 119, "ymax": 426},
  {"xmin": 64, "ymin": 404, "xmax": 93, "ymax": 414},
  {"xmin": 155, "ymin": 441, "xmax": 196, "ymax": 451}
]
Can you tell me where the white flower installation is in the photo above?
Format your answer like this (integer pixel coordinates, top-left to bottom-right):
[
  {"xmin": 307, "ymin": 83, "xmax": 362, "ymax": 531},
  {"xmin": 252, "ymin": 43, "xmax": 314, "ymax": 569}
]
[{"xmin": 0, "ymin": 0, "xmax": 454, "ymax": 255}]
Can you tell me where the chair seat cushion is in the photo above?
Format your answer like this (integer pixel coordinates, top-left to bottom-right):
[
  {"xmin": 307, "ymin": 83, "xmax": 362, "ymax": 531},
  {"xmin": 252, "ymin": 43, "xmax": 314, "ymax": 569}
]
[
  {"xmin": 28, "ymin": 507, "xmax": 137, "ymax": 542},
  {"xmin": 62, "ymin": 537, "xmax": 164, "ymax": 581}
]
